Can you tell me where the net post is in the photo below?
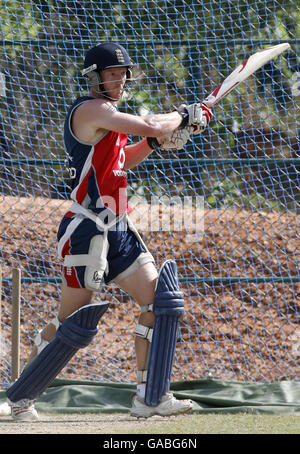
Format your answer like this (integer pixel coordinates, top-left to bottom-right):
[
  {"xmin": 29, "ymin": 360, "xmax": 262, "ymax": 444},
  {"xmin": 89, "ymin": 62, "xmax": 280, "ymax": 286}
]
[
  {"xmin": 0, "ymin": 265, "xmax": 2, "ymax": 350},
  {"xmin": 12, "ymin": 268, "xmax": 21, "ymax": 381}
]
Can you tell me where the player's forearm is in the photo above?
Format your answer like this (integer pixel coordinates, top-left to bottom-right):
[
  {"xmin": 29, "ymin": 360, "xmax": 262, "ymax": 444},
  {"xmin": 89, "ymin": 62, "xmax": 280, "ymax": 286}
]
[
  {"xmin": 79, "ymin": 100, "xmax": 184, "ymax": 138},
  {"xmin": 142, "ymin": 110, "xmax": 183, "ymax": 136},
  {"xmin": 124, "ymin": 138, "xmax": 153, "ymax": 170},
  {"xmin": 114, "ymin": 109, "xmax": 183, "ymax": 137}
]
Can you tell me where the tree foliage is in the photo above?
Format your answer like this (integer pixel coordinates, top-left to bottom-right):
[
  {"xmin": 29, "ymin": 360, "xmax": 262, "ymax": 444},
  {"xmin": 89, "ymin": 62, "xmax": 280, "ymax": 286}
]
[{"xmin": 0, "ymin": 0, "xmax": 298, "ymax": 204}]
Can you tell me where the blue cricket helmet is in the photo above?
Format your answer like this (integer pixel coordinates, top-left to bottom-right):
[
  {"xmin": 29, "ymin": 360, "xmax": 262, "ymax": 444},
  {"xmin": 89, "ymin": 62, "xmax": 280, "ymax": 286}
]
[{"xmin": 83, "ymin": 42, "xmax": 135, "ymax": 74}]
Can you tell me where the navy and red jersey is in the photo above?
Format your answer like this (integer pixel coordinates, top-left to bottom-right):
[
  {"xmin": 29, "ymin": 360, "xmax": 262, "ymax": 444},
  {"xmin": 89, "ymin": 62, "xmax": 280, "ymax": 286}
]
[{"xmin": 64, "ymin": 96, "xmax": 128, "ymax": 215}]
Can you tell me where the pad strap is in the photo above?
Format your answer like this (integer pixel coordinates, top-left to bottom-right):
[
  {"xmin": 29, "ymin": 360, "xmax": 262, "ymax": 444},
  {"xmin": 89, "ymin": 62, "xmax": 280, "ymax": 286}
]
[
  {"xmin": 34, "ymin": 316, "xmax": 61, "ymax": 354},
  {"xmin": 135, "ymin": 323, "xmax": 153, "ymax": 342},
  {"xmin": 135, "ymin": 323, "xmax": 153, "ymax": 383},
  {"xmin": 135, "ymin": 304, "xmax": 154, "ymax": 383},
  {"xmin": 137, "ymin": 370, "xmax": 148, "ymax": 383},
  {"xmin": 140, "ymin": 304, "xmax": 153, "ymax": 313}
]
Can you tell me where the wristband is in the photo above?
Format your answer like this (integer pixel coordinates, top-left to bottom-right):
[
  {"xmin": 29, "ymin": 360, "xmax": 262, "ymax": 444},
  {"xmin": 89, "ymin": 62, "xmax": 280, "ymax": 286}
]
[
  {"xmin": 146, "ymin": 136, "xmax": 160, "ymax": 149},
  {"xmin": 176, "ymin": 105, "xmax": 189, "ymax": 129}
]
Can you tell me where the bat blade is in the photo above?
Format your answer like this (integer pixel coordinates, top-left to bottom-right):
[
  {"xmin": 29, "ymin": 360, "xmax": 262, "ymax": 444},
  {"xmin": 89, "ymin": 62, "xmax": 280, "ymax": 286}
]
[{"xmin": 203, "ymin": 43, "xmax": 291, "ymax": 107}]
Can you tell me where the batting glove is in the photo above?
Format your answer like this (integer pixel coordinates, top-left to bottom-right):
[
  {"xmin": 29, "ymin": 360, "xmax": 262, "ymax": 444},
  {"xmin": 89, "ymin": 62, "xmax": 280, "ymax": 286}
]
[
  {"xmin": 147, "ymin": 128, "xmax": 190, "ymax": 150},
  {"xmin": 159, "ymin": 128, "xmax": 191, "ymax": 150},
  {"xmin": 177, "ymin": 103, "xmax": 213, "ymax": 134}
]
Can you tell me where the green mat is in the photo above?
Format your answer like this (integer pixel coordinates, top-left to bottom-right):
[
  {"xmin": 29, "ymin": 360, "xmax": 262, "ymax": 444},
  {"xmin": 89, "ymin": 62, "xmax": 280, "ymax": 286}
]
[{"xmin": 1, "ymin": 379, "xmax": 300, "ymax": 415}]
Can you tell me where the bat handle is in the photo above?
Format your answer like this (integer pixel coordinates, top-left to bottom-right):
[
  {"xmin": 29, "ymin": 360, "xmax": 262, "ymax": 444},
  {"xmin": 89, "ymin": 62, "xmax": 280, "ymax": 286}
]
[{"xmin": 201, "ymin": 99, "xmax": 214, "ymax": 108}]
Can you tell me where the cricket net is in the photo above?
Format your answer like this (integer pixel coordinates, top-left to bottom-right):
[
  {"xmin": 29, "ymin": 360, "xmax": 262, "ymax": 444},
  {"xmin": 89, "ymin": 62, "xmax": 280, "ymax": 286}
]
[{"xmin": 0, "ymin": 0, "xmax": 299, "ymax": 388}]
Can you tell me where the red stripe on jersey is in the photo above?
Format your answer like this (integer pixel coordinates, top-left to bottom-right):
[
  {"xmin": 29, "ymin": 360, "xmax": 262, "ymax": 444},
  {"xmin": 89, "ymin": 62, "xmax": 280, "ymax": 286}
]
[
  {"xmin": 91, "ymin": 131, "xmax": 128, "ymax": 214},
  {"xmin": 64, "ymin": 211, "xmax": 75, "ymax": 218},
  {"xmin": 75, "ymin": 167, "xmax": 92, "ymax": 205},
  {"xmin": 61, "ymin": 238, "xmax": 71, "ymax": 258}
]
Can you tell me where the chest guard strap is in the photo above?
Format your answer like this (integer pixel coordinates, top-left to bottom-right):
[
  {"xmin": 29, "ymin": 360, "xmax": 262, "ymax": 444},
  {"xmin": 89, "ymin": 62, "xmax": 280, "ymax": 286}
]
[
  {"xmin": 145, "ymin": 260, "xmax": 184, "ymax": 406},
  {"xmin": 6, "ymin": 302, "xmax": 109, "ymax": 403}
]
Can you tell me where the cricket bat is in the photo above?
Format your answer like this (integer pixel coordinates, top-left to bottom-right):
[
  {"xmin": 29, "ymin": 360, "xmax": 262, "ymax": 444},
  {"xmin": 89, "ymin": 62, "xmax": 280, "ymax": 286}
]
[{"xmin": 203, "ymin": 43, "xmax": 291, "ymax": 108}]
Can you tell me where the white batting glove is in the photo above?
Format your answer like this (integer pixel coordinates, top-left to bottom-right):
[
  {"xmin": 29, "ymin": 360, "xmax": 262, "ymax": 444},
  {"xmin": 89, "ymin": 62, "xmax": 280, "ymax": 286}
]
[
  {"xmin": 158, "ymin": 128, "xmax": 191, "ymax": 150},
  {"xmin": 147, "ymin": 128, "xmax": 190, "ymax": 150},
  {"xmin": 177, "ymin": 103, "xmax": 213, "ymax": 135}
]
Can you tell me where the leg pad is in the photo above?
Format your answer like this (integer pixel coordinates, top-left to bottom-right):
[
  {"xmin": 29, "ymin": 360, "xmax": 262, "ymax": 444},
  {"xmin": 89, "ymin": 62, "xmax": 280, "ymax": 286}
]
[
  {"xmin": 145, "ymin": 260, "xmax": 184, "ymax": 406},
  {"xmin": 6, "ymin": 302, "xmax": 109, "ymax": 402}
]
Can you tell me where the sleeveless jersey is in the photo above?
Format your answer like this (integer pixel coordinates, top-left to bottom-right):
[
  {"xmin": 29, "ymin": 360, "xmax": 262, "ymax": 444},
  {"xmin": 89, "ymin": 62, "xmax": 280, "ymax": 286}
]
[{"xmin": 64, "ymin": 96, "xmax": 128, "ymax": 215}]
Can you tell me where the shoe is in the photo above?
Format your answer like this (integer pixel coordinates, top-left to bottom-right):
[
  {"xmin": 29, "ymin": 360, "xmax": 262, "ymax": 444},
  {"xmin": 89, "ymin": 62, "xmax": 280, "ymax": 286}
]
[
  {"xmin": 8, "ymin": 399, "xmax": 39, "ymax": 421},
  {"xmin": 130, "ymin": 392, "xmax": 193, "ymax": 418},
  {"xmin": 0, "ymin": 402, "xmax": 11, "ymax": 416}
]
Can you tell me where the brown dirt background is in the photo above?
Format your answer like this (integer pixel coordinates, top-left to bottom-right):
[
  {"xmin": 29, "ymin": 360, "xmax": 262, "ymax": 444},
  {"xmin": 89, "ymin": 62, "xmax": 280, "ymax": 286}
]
[{"xmin": 0, "ymin": 196, "xmax": 299, "ymax": 388}]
